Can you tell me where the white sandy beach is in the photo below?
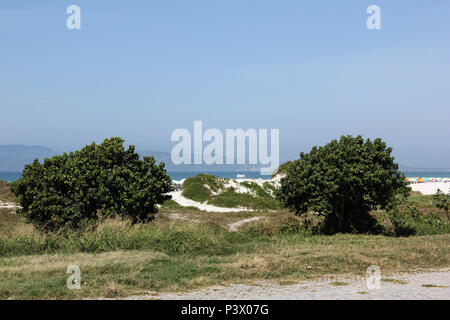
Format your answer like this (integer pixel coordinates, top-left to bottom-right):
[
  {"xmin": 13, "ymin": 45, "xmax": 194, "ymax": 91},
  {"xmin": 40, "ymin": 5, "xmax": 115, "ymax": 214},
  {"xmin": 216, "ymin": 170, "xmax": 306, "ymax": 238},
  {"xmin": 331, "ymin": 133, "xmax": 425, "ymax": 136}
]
[
  {"xmin": 169, "ymin": 190, "xmax": 252, "ymax": 212},
  {"xmin": 410, "ymin": 182, "xmax": 450, "ymax": 195}
]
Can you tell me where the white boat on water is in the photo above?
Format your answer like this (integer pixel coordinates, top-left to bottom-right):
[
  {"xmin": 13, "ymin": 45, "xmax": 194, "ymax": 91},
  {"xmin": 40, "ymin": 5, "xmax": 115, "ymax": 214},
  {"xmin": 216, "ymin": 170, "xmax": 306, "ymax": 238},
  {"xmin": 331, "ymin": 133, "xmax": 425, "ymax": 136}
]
[{"xmin": 237, "ymin": 174, "xmax": 246, "ymax": 179}]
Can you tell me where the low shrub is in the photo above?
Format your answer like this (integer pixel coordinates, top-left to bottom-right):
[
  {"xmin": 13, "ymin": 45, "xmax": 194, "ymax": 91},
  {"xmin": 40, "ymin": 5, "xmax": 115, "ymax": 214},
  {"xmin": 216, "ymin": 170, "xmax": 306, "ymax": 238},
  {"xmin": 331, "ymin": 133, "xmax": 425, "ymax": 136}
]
[
  {"xmin": 182, "ymin": 182, "xmax": 211, "ymax": 202},
  {"xmin": 384, "ymin": 209, "xmax": 450, "ymax": 237},
  {"xmin": 208, "ymin": 188, "xmax": 276, "ymax": 210},
  {"xmin": 242, "ymin": 214, "xmax": 314, "ymax": 237}
]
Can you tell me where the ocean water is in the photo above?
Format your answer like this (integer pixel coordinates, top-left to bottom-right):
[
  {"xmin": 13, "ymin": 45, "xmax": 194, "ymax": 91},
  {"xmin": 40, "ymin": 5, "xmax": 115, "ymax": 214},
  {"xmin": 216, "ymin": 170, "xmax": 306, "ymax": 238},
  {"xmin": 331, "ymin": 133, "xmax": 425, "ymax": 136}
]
[
  {"xmin": 168, "ymin": 171, "xmax": 271, "ymax": 181},
  {"xmin": 2, "ymin": 170, "xmax": 449, "ymax": 183},
  {"xmin": 0, "ymin": 170, "xmax": 271, "ymax": 182},
  {"xmin": 402, "ymin": 171, "xmax": 450, "ymax": 178},
  {"xmin": 0, "ymin": 171, "xmax": 22, "ymax": 182}
]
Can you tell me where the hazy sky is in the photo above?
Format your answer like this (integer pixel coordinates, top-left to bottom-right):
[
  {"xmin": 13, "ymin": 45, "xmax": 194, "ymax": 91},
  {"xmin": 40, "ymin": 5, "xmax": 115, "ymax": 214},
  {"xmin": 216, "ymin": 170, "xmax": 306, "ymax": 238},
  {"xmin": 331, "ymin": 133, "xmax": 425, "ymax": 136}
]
[{"xmin": 1, "ymin": 1, "xmax": 449, "ymax": 167}]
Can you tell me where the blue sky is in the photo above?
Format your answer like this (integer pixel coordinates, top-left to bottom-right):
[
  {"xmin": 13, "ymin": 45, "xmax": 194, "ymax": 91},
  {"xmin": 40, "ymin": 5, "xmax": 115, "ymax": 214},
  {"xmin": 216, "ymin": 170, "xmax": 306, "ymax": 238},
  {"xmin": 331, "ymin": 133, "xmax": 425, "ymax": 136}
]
[{"xmin": 1, "ymin": 1, "xmax": 449, "ymax": 167}]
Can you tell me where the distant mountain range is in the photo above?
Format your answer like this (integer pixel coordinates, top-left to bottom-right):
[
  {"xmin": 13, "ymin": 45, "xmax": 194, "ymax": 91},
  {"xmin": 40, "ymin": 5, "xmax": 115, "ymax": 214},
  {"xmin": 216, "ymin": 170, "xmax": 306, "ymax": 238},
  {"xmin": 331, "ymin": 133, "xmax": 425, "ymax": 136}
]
[{"xmin": 0, "ymin": 145, "xmax": 58, "ymax": 171}]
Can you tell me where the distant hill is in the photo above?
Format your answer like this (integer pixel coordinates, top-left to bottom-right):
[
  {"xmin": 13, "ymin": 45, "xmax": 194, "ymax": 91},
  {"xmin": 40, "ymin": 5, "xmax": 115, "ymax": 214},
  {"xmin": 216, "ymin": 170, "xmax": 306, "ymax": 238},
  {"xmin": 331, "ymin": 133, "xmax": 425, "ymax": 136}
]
[{"xmin": 0, "ymin": 145, "xmax": 58, "ymax": 171}]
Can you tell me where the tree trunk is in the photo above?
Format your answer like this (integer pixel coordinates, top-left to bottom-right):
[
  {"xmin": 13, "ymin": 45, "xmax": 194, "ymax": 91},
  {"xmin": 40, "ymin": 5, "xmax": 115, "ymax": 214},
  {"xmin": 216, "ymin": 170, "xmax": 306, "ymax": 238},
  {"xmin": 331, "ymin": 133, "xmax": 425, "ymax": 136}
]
[
  {"xmin": 338, "ymin": 201, "xmax": 345, "ymax": 232},
  {"xmin": 446, "ymin": 209, "xmax": 449, "ymax": 222}
]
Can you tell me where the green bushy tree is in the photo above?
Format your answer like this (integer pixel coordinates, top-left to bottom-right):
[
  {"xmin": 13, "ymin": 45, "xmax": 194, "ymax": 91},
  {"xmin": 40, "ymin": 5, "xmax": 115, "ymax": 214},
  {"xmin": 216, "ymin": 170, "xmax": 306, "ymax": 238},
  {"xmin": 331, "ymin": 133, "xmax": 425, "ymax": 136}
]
[
  {"xmin": 276, "ymin": 135, "xmax": 410, "ymax": 234},
  {"xmin": 12, "ymin": 138, "xmax": 173, "ymax": 232}
]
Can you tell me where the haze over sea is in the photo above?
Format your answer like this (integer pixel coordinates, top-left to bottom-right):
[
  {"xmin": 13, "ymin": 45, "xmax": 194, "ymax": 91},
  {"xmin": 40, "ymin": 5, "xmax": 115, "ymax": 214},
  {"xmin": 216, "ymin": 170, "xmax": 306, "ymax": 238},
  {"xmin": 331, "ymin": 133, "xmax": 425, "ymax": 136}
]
[{"xmin": 1, "ymin": 171, "xmax": 450, "ymax": 183}]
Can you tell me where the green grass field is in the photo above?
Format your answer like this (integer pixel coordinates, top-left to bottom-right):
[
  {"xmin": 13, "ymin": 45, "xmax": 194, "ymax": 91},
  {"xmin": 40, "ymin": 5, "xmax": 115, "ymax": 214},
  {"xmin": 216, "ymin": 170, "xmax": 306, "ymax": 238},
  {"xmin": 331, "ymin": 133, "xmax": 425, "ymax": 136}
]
[{"xmin": 0, "ymin": 179, "xmax": 449, "ymax": 299}]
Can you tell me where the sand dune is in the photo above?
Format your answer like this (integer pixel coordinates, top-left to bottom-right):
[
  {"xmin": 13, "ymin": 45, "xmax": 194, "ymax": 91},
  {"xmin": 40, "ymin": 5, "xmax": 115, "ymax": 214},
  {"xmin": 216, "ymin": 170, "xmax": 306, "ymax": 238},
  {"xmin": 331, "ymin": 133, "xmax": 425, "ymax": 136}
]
[{"xmin": 410, "ymin": 182, "xmax": 450, "ymax": 195}]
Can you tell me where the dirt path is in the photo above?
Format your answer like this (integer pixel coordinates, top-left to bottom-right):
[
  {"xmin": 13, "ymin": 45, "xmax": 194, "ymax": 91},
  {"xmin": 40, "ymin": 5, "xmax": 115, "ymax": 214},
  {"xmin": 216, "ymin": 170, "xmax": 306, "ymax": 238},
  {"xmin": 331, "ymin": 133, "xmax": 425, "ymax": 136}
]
[
  {"xmin": 124, "ymin": 269, "xmax": 450, "ymax": 300},
  {"xmin": 0, "ymin": 202, "xmax": 20, "ymax": 209},
  {"xmin": 227, "ymin": 217, "xmax": 264, "ymax": 231},
  {"xmin": 164, "ymin": 212, "xmax": 263, "ymax": 232}
]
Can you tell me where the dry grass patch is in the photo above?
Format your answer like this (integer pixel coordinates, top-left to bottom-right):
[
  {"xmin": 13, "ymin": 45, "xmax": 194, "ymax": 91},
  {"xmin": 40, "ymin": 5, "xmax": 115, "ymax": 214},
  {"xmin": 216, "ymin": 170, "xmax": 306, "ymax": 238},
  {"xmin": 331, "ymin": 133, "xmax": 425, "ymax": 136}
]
[
  {"xmin": 421, "ymin": 284, "xmax": 447, "ymax": 288},
  {"xmin": 329, "ymin": 281, "xmax": 350, "ymax": 286},
  {"xmin": 157, "ymin": 208, "xmax": 266, "ymax": 231},
  {"xmin": 277, "ymin": 279, "xmax": 299, "ymax": 286},
  {"xmin": 0, "ymin": 250, "xmax": 168, "ymax": 274},
  {"xmin": 227, "ymin": 256, "xmax": 270, "ymax": 273},
  {"xmin": 0, "ymin": 208, "xmax": 34, "ymax": 238},
  {"xmin": 105, "ymin": 281, "xmax": 125, "ymax": 298},
  {"xmin": 381, "ymin": 278, "xmax": 408, "ymax": 285},
  {"xmin": 0, "ymin": 181, "xmax": 17, "ymax": 203}
]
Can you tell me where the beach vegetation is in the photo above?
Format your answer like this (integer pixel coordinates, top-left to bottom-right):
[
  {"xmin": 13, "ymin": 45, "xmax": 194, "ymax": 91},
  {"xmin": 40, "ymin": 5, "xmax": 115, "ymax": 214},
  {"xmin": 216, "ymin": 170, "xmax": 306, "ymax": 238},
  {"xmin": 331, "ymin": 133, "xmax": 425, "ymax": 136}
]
[
  {"xmin": 11, "ymin": 138, "xmax": 173, "ymax": 232},
  {"xmin": 276, "ymin": 135, "xmax": 411, "ymax": 234},
  {"xmin": 181, "ymin": 174, "xmax": 223, "ymax": 202},
  {"xmin": 273, "ymin": 161, "xmax": 294, "ymax": 176},
  {"xmin": 433, "ymin": 189, "xmax": 450, "ymax": 221},
  {"xmin": 181, "ymin": 174, "xmax": 280, "ymax": 210}
]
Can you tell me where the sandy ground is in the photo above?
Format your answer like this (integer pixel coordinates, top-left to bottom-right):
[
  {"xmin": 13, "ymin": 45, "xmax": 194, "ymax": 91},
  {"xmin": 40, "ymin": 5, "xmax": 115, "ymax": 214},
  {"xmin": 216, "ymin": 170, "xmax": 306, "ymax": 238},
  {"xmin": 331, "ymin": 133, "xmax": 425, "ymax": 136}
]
[
  {"xmin": 0, "ymin": 202, "xmax": 19, "ymax": 209},
  {"xmin": 410, "ymin": 182, "xmax": 450, "ymax": 195},
  {"xmin": 226, "ymin": 216, "xmax": 264, "ymax": 231},
  {"xmin": 169, "ymin": 190, "xmax": 253, "ymax": 212},
  {"xmin": 168, "ymin": 176, "xmax": 281, "ymax": 212},
  {"xmin": 124, "ymin": 269, "xmax": 450, "ymax": 300}
]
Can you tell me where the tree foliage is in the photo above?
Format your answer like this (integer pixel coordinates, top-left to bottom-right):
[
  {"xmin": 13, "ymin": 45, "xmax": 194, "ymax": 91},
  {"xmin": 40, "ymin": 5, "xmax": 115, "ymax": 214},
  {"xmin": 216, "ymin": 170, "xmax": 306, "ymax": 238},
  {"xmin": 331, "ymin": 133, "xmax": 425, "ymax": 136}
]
[
  {"xmin": 276, "ymin": 135, "xmax": 410, "ymax": 234},
  {"xmin": 12, "ymin": 138, "xmax": 173, "ymax": 232},
  {"xmin": 273, "ymin": 161, "xmax": 294, "ymax": 177}
]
